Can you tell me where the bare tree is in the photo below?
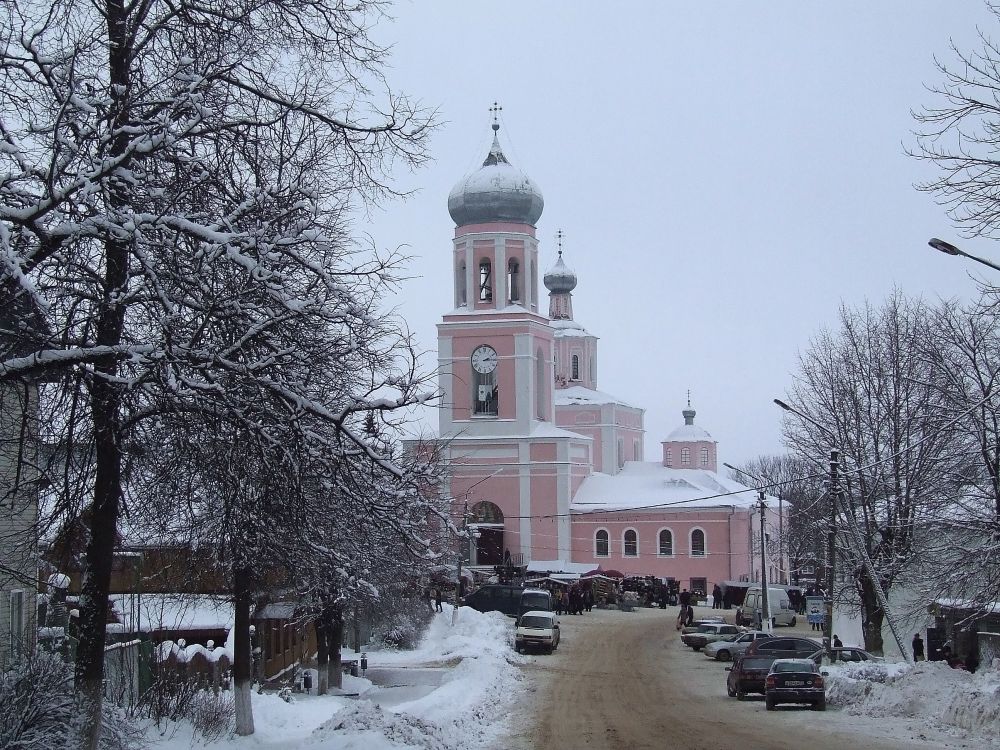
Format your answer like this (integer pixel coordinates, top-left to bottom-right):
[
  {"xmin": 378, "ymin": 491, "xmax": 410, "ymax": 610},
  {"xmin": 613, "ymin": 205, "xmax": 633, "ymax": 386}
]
[
  {"xmin": 911, "ymin": 290, "xmax": 1000, "ymax": 612},
  {"xmin": 729, "ymin": 455, "xmax": 825, "ymax": 587},
  {"xmin": 779, "ymin": 294, "xmax": 958, "ymax": 653},
  {"xmin": 912, "ymin": 3, "xmax": 1000, "ymax": 240},
  {"xmin": 0, "ymin": 1, "xmax": 433, "ymax": 745}
]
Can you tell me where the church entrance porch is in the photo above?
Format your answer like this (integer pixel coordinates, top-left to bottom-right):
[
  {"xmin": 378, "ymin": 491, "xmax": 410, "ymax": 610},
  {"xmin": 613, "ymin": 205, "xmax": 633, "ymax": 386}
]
[{"xmin": 469, "ymin": 501, "xmax": 506, "ymax": 566}]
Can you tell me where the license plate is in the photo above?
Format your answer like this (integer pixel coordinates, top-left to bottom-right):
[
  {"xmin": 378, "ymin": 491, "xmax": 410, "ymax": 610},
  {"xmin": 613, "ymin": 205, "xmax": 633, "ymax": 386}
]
[{"xmin": 785, "ymin": 680, "xmax": 805, "ymax": 686}]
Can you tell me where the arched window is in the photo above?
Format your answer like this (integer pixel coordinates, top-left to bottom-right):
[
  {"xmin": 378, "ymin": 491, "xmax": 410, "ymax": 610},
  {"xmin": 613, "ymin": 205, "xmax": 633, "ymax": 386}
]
[
  {"xmin": 658, "ymin": 529, "xmax": 673, "ymax": 556},
  {"xmin": 595, "ymin": 529, "xmax": 609, "ymax": 557},
  {"xmin": 470, "ymin": 501, "xmax": 503, "ymax": 524},
  {"xmin": 571, "ymin": 355, "xmax": 580, "ymax": 380},
  {"xmin": 535, "ymin": 347, "xmax": 546, "ymax": 420},
  {"xmin": 478, "ymin": 259, "xmax": 493, "ymax": 302},
  {"xmin": 700, "ymin": 446, "xmax": 709, "ymax": 467},
  {"xmin": 690, "ymin": 528, "xmax": 706, "ymax": 557},
  {"xmin": 507, "ymin": 259, "xmax": 521, "ymax": 303},
  {"xmin": 623, "ymin": 529, "xmax": 638, "ymax": 557},
  {"xmin": 681, "ymin": 447, "xmax": 691, "ymax": 466},
  {"xmin": 617, "ymin": 438, "xmax": 624, "ymax": 469},
  {"xmin": 456, "ymin": 261, "xmax": 467, "ymax": 306},
  {"xmin": 590, "ymin": 355, "xmax": 595, "ymax": 382},
  {"xmin": 664, "ymin": 448, "xmax": 672, "ymax": 467}
]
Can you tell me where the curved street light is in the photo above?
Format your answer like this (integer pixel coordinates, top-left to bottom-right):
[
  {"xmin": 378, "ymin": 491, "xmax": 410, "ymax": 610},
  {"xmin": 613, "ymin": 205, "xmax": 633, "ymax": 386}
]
[{"xmin": 928, "ymin": 238, "xmax": 1000, "ymax": 273}]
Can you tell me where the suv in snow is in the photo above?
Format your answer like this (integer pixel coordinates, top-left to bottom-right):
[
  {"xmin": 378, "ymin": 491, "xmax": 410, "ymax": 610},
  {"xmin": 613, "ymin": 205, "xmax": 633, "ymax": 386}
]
[{"xmin": 515, "ymin": 610, "xmax": 560, "ymax": 654}]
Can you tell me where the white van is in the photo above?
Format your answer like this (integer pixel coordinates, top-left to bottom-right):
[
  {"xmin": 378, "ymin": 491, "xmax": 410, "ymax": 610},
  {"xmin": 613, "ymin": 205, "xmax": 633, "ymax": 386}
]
[{"xmin": 736, "ymin": 586, "xmax": 797, "ymax": 628}]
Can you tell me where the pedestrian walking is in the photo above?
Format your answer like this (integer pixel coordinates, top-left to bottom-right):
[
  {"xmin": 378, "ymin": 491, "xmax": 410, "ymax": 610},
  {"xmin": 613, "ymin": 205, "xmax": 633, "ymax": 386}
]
[
  {"xmin": 912, "ymin": 632, "xmax": 925, "ymax": 661},
  {"xmin": 712, "ymin": 584, "xmax": 723, "ymax": 610},
  {"xmin": 833, "ymin": 634, "xmax": 843, "ymax": 648},
  {"xmin": 434, "ymin": 588, "xmax": 443, "ymax": 612}
]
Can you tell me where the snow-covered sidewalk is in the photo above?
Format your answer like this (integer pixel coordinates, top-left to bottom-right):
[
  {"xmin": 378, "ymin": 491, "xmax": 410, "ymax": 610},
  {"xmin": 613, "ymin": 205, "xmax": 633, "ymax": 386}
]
[{"xmin": 148, "ymin": 604, "xmax": 521, "ymax": 750}]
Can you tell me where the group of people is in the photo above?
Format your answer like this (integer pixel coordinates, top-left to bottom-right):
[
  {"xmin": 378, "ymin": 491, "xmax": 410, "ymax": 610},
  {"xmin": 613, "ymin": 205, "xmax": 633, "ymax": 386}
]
[
  {"xmin": 675, "ymin": 588, "xmax": 696, "ymax": 629},
  {"xmin": 554, "ymin": 586, "xmax": 593, "ymax": 615}
]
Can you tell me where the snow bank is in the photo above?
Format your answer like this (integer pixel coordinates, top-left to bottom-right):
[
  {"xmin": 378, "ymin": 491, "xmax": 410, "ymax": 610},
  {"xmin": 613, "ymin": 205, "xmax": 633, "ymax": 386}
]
[
  {"xmin": 308, "ymin": 605, "xmax": 520, "ymax": 749},
  {"xmin": 827, "ymin": 660, "xmax": 1000, "ymax": 739}
]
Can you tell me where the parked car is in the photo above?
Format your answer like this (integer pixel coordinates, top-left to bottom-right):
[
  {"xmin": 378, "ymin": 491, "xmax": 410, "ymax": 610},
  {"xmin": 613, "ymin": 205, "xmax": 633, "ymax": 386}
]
[
  {"xmin": 682, "ymin": 623, "xmax": 742, "ymax": 651},
  {"xmin": 811, "ymin": 647, "xmax": 884, "ymax": 666},
  {"xmin": 765, "ymin": 658, "xmax": 828, "ymax": 710},
  {"xmin": 744, "ymin": 636, "xmax": 823, "ymax": 660},
  {"xmin": 726, "ymin": 655, "xmax": 777, "ymax": 699},
  {"xmin": 736, "ymin": 586, "xmax": 797, "ymax": 627},
  {"xmin": 462, "ymin": 585, "xmax": 552, "ymax": 618},
  {"xmin": 679, "ymin": 616, "xmax": 726, "ymax": 635},
  {"xmin": 514, "ymin": 610, "xmax": 560, "ymax": 654},
  {"xmin": 704, "ymin": 630, "xmax": 773, "ymax": 661}
]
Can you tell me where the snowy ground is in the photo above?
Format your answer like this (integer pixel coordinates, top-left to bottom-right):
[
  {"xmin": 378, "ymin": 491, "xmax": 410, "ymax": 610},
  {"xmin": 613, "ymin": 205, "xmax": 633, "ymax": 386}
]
[
  {"xmin": 825, "ymin": 658, "xmax": 1000, "ymax": 748},
  {"xmin": 146, "ymin": 604, "xmax": 523, "ymax": 750}
]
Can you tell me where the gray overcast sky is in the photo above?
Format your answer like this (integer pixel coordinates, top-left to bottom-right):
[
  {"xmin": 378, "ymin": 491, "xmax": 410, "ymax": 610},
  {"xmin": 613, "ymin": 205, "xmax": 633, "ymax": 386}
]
[{"xmin": 366, "ymin": 1, "xmax": 997, "ymax": 467}]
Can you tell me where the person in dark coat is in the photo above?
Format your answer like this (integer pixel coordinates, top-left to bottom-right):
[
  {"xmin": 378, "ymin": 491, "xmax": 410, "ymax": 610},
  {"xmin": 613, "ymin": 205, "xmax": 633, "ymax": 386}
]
[
  {"xmin": 434, "ymin": 588, "xmax": 443, "ymax": 612},
  {"xmin": 833, "ymin": 634, "xmax": 843, "ymax": 648},
  {"xmin": 584, "ymin": 589, "xmax": 593, "ymax": 612},
  {"xmin": 912, "ymin": 633, "xmax": 925, "ymax": 661},
  {"xmin": 712, "ymin": 584, "xmax": 723, "ymax": 610}
]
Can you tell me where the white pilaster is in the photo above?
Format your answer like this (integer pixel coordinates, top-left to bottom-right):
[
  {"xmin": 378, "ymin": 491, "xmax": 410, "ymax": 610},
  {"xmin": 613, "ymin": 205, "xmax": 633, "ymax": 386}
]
[{"xmin": 518, "ymin": 442, "xmax": 532, "ymax": 559}]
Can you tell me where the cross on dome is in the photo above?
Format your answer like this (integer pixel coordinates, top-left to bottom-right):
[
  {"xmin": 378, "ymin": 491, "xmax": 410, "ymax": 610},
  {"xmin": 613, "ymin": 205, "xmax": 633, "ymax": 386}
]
[{"xmin": 490, "ymin": 101, "xmax": 502, "ymax": 132}]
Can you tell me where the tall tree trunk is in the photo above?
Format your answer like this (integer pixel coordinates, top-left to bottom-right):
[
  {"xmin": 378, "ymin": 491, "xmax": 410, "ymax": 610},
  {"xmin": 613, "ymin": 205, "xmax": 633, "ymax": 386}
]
[
  {"xmin": 858, "ymin": 574, "xmax": 886, "ymax": 655},
  {"xmin": 74, "ymin": 0, "xmax": 132, "ymax": 741},
  {"xmin": 233, "ymin": 566, "xmax": 255, "ymax": 736},
  {"xmin": 315, "ymin": 609, "xmax": 330, "ymax": 696},
  {"xmin": 330, "ymin": 609, "xmax": 343, "ymax": 690}
]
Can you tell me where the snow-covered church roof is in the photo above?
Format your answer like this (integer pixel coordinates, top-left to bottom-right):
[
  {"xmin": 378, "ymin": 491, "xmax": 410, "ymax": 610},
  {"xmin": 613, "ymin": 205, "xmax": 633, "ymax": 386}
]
[
  {"xmin": 665, "ymin": 423, "xmax": 714, "ymax": 442},
  {"xmin": 571, "ymin": 462, "xmax": 764, "ymax": 512},
  {"xmin": 554, "ymin": 385, "xmax": 636, "ymax": 410}
]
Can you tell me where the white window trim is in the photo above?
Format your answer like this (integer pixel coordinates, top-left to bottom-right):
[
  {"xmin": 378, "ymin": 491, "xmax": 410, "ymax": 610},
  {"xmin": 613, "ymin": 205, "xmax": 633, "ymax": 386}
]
[
  {"xmin": 622, "ymin": 527, "xmax": 639, "ymax": 558},
  {"xmin": 656, "ymin": 527, "xmax": 675, "ymax": 558},
  {"xmin": 689, "ymin": 526, "xmax": 707, "ymax": 558},
  {"xmin": 594, "ymin": 528, "xmax": 610, "ymax": 558}
]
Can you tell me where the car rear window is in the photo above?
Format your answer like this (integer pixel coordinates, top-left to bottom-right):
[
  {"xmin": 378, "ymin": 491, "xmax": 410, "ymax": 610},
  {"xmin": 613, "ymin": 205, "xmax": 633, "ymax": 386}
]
[
  {"xmin": 521, "ymin": 593, "xmax": 550, "ymax": 609},
  {"xmin": 773, "ymin": 661, "xmax": 814, "ymax": 672},
  {"xmin": 742, "ymin": 658, "xmax": 774, "ymax": 670},
  {"xmin": 519, "ymin": 616, "xmax": 551, "ymax": 629}
]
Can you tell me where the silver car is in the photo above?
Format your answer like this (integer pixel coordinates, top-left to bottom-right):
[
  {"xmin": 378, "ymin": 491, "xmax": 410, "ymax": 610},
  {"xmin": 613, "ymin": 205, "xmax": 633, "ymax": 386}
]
[{"xmin": 703, "ymin": 630, "xmax": 773, "ymax": 661}]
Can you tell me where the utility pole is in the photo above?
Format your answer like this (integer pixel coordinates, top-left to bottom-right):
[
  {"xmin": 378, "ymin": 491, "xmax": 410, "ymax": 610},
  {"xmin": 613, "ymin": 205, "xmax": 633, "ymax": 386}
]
[
  {"xmin": 758, "ymin": 490, "xmax": 771, "ymax": 633},
  {"xmin": 777, "ymin": 491, "xmax": 784, "ymax": 585},
  {"xmin": 453, "ymin": 499, "xmax": 469, "ymax": 626},
  {"xmin": 826, "ymin": 450, "xmax": 838, "ymax": 657}
]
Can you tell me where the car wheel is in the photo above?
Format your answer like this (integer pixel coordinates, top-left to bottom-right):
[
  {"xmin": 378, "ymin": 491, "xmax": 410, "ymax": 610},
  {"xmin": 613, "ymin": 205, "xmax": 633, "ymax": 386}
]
[
  {"xmin": 765, "ymin": 696, "xmax": 776, "ymax": 711},
  {"xmin": 692, "ymin": 646, "xmax": 702, "ymax": 651},
  {"xmin": 716, "ymin": 650, "xmax": 731, "ymax": 661},
  {"xmin": 813, "ymin": 697, "xmax": 826, "ymax": 711},
  {"xmin": 790, "ymin": 616, "xmax": 797, "ymax": 627},
  {"xmin": 736, "ymin": 688, "xmax": 746, "ymax": 701},
  {"xmin": 727, "ymin": 682, "xmax": 737, "ymax": 698}
]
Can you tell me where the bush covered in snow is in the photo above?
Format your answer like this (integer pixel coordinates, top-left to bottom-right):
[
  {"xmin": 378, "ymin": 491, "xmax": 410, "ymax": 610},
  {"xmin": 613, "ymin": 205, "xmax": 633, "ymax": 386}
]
[{"xmin": 0, "ymin": 652, "xmax": 142, "ymax": 750}]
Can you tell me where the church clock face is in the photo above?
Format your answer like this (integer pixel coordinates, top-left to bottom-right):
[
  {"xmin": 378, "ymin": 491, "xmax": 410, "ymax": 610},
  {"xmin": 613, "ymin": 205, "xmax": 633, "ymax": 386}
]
[{"xmin": 471, "ymin": 345, "xmax": 498, "ymax": 374}]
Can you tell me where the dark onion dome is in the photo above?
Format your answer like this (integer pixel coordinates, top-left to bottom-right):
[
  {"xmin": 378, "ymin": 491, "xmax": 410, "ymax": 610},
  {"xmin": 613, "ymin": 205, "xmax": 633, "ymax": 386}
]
[
  {"xmin": 543, "ymin": 251, "xmax": 577, "ymax": 293},
  {"xmin": 448, "ymin": 127, "xmax": 544, "ymax": 228}
]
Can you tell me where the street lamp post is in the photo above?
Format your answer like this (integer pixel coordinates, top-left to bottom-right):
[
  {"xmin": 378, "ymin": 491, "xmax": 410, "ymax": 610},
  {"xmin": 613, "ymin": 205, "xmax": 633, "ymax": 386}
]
[
  {"xmin": 928, "ymin": 238, "xmax": 1000, "ymax": 273},
  {"xmin": 722, "ymin": 462, "xmax": 773, "ymax": 634}
]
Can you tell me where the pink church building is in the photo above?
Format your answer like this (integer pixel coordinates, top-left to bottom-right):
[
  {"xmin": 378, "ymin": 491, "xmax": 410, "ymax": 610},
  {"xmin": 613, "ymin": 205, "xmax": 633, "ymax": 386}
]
[{"xmin": 436, "ymin": 118, "xmax": 784, "ymax": 593}]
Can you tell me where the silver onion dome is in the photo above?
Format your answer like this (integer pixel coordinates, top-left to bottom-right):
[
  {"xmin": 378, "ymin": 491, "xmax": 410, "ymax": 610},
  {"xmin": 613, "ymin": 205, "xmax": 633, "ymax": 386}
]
[
  {"xmin": 543, "ymin": 251, "xmax": 577, "ymax": 293},
  {"xmin": 447, "ymin": 127, "xmax": 544, "ymax": 228}
]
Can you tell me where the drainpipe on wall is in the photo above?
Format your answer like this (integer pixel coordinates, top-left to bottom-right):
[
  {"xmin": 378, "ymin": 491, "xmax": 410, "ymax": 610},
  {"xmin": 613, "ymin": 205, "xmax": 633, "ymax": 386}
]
[{"xmin": 727, "ymin": 507, "xmax": 735, "ymax": 581}]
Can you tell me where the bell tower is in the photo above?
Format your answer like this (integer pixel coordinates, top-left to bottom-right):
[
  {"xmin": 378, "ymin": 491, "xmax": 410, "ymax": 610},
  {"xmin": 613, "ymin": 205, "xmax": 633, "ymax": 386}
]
[{"xmin": 436, "ymin": 109, "xmax": 590, "ymax": 567}]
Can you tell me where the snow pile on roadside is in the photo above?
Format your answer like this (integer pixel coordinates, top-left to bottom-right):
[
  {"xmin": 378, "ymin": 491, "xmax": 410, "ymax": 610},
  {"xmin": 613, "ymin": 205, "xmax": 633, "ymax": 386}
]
[
  {"xmin": 827, "ymin": 660, "xmax": 1000, "ymax": 739},
  {"xmin": 307, "ymin": 605, "xmax": 521, "ymax": 749}
]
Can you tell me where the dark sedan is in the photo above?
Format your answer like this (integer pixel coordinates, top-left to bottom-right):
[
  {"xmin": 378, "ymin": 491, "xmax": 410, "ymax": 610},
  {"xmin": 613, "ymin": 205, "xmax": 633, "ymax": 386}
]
[
  {"xmin": 726, "ymin": 655, "xmax": 777, "ymax": 699},
  {"xmin": 765, "ymin": 658, "xmax": 827, "ymax": 710},
  {"xmin": 744, "ymin": 636, "xmax": 823, "ymax": 660}
]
